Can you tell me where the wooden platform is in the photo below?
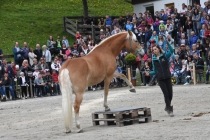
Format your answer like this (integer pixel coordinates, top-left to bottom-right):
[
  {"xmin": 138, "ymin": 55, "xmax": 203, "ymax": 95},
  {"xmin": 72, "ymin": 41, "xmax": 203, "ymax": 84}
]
[{"xmin": 92, "ymin": 107, "xmax": 152, "ymax": 127}]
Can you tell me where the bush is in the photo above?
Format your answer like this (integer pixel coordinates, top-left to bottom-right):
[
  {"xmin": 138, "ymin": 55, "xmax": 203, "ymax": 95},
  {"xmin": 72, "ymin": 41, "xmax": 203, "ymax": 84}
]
[{"xmin": 125, "ymin": 53, "xmax": 136, "ymax": 65}]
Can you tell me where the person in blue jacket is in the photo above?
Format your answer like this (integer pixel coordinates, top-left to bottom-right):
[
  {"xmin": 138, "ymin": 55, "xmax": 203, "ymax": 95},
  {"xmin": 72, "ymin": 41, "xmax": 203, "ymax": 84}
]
[{"xmin": 145, "ymin": 41, "xmax": 174, "ymax": 117}]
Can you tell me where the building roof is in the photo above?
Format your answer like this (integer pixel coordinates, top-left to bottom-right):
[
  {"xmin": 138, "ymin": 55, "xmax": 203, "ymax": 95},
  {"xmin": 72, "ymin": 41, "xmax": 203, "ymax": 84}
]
[{"xmin": 125, "ymin": 0, "xmax": 158, "ymax": 4}]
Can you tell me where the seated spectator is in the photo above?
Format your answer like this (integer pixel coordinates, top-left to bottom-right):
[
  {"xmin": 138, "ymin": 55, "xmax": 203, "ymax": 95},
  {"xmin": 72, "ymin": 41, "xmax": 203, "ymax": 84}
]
[
  {"xmin": 184, "ymin": 55, "xmax": 194, "ymax": 85},
  {"xmin": 141, "ymin": 61, "xmax": 151, "ymax": 86},
  {"xmin": 153, "ymin": 18, "xmax": 160, "ymax": 34},
  {"xmin": 0, "ymin": 79, "xmax": 7, "ymax": 101},
  {"xmin": 105, "ymin": 27, "xmax": 111, "ymax": 37},
  {"xmin": 200, "ymin": 24, "xmax": 206, "ymax": 42},
  {"xmin": 177, "ymin": 27, "xmax": 187, "ymax": 43},
  {"xmin": 1, "ymin": 72, "xmax": 15, "ymax": 100},
  {"xmin": 206, "ymin": 51, "xmax": 210, "ymax": 84},
  {"xmin": 192, "ymin": 44, "xmax": 200, "ymax": 57},
  {"xmin": 51, "ymin": 58, "xmax": 61, "ymax": 73},
  {"xmin": 31, "ymin": 58, "xmax": 40, "ymax": 70},
  {"xmin": 43, "ymin": 70, "xmax": 55, "ymax": 96},
  {"xmin": 157, "ymin": 34, "xmax": 166, "ymax": 51},
  {"xmin": 75, "ymin": 31, "xmax": 82, "ymax": 40},
  {"xmin": 82, "ymin": 44, "xmax": 90, "ymax": 55},
  {"xmin": 112, "ymin": 18, "xmax": 119, "ymax": 27},
  {"xmin": 137, "ymin": 21, "xmax": 146, "ymax": 32},
  {"xmin": 52, "ymin": 70, "xmax": 60, "ymax": 95},
  {"xmin": 88, "ymin": 40, "xmax": 95, "ymax": 50},
  {"xmin": 18, "ymin": 72, "xmax": 29, "ymax": 99},
  {"xmin": 33, "ymin": 66, "xmax": 40, "ymax": 78},
  {"xmin": 65, "ymin": 46, "xmax": 71, "ymax": 57},
  {"xmin": 178, "ymin": 33, "xmax": 188, "ymax": 47},
  {"xmin": 34, "ymin": 73, "xmax": 45, "ymax": 97},
  {"xmin": 149, "ymin": 31, "xmax": 158, "ymax": 44},
  {"xmin": 189, "ymin": 31, "xmax": 199, "ymax": 49},
  {"xmin": 20, "ymin": 59, "xmax": 34, "ymax": 75},
  {"xmin": 137, "ymin": 28, "xmax": 145, "ymax": 43},
  {"xmin": 166, "ymin": 19, "xmax": 174, "ymax": 36},
  {"xmin": 193, "ymin": 53, "xmax": 204, "ymax": 83}
]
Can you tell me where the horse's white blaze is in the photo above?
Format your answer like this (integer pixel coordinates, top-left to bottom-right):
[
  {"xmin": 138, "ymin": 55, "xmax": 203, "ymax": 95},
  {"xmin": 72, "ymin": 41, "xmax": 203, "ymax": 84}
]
[{"xmin": 59, "ymin": 69, "xmax": 73, "ymax": 133}]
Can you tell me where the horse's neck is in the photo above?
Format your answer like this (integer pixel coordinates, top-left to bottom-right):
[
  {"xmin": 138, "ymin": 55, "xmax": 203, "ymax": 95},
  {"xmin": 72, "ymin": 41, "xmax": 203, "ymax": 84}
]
[{"xmin": 101, "ymin": 33, "xmax": 126, "ymax": 56}]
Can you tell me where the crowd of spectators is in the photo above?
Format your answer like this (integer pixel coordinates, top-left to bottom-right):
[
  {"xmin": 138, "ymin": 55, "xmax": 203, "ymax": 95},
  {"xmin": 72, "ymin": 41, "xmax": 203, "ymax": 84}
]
[{"xmin": 1, "ymin": 1, "xmax": 210, "ymax": 102}]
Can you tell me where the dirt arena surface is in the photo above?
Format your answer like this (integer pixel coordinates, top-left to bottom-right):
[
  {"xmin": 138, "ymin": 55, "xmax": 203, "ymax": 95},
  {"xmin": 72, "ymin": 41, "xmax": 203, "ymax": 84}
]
[{"xmin": 0, "ymin": 84, "xmax": 210, "ymax": 140}]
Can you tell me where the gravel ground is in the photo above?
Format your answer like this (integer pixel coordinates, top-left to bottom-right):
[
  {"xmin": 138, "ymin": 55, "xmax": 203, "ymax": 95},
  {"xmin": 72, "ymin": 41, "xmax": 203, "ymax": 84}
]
[{"xmin": 0, "ymin": 84, "xmax": 210, "ymax": 140}]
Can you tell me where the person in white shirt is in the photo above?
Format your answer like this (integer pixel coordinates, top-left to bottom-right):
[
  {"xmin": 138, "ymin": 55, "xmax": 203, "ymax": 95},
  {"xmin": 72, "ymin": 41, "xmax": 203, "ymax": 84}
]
[{"xmin": 51, "ymin": 58, "xmax": 61, "ymax": 73}]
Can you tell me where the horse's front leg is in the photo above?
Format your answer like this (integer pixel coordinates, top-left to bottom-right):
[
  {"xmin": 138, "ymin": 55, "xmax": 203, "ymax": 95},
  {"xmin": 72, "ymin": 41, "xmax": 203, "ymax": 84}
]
[
  {"xmin": 103, "ymin": 77, "xmax": 112, "ymax": 111},
  {"xmin": 74, "ymin": 93, "xmax": 84, "ymax": 133}
]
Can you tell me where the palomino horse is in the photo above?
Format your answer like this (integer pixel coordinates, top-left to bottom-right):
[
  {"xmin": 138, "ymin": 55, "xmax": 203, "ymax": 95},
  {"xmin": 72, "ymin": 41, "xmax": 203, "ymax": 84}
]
[{"xmin": 59, "ymin": 30, "xmax": 142, "ymax": 133}]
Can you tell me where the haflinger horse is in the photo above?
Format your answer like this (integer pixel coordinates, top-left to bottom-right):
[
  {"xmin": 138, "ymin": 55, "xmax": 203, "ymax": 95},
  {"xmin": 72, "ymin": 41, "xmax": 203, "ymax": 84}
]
[{"xmin": 59, "ymin": 30, "xmax": 142, "ymax": 133}]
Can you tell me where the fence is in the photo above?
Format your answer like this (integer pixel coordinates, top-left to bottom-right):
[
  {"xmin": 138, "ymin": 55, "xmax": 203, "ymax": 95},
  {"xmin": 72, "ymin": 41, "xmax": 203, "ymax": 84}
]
[{"xmin": 63, "ymin": 16, "xmax": 126, "ymax": 40}]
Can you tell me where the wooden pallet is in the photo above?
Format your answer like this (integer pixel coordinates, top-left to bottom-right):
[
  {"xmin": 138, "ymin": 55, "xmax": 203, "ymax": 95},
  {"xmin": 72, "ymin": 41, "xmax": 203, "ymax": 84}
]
[{"xmin": 92, "ymin": 107, "xmax": 152, "ymax": 127}]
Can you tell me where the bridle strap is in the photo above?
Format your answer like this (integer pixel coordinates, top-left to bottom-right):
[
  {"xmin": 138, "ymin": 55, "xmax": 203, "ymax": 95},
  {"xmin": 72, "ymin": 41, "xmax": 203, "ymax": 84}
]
[{"xmin": 128, "ymin": 35, "xmax": 133, "ymax": 52}]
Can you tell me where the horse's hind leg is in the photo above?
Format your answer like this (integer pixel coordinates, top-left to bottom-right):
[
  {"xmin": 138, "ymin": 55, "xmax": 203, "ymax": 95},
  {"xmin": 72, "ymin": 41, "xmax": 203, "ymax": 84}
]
[
  {"xmin": 74, "ymin": 93, "xmax": 84, "ymax": 133},
  {"xmin": 113, "ymin": 71, "xmax": 136, "ymax": 93}
]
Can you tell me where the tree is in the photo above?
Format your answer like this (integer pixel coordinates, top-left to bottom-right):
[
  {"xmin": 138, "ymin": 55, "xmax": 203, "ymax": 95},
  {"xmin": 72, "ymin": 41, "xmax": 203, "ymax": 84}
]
[{"xmin": 82, "ymin": 0, "xmax": 88, "ymax": 17}]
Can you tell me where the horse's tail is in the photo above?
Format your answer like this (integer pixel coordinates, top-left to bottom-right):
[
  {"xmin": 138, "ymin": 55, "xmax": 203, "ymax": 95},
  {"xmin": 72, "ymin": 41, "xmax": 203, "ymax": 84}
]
[{"xmin": 59, "ymin": 68, "xmax": 73, "ymax": 133}]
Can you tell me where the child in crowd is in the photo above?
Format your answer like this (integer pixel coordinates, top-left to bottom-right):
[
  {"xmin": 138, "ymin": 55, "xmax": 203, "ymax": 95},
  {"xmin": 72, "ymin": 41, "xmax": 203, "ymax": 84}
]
[{"xmin": 52, "ymin": 69, "xmax": 60, "ymax": 95}]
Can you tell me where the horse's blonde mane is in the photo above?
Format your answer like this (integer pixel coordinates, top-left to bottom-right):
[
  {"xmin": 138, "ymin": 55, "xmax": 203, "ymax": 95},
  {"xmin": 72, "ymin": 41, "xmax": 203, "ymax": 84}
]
[{"xmin": 88, "ymin": 32, "xmax": 128, "ymax": 54}]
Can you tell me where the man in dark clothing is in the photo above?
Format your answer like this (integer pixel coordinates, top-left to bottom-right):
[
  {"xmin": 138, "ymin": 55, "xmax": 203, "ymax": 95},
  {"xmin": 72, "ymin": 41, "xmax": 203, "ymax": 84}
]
[
  {"xmin": 193, "ymin": 53, "xmax": 204, "ymax": 83},
  {"xmin": 33, "ymin": 44, "xmax": 42, "ymax": 62},
  {"xmin": 0, "ymin": 48, "xmax": 3, "ymax": 61}
]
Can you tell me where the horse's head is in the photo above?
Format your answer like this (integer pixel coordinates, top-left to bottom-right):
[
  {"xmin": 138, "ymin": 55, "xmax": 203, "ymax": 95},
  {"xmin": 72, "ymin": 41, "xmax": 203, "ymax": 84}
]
[{"xmin": 125, "ymin": 30, "xmax": 141, "ymax": 55}]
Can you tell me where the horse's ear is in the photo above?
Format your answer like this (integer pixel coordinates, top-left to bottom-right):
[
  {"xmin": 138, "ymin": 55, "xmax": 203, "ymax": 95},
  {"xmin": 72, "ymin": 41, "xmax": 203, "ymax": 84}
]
[{"xmin": 128, "ymin": 30, "xmax": 133, "ymax": 37}]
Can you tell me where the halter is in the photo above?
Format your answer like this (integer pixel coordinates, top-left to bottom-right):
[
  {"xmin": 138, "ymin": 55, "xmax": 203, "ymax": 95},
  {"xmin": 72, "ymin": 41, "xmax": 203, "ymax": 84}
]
[{"xmin": 128, "ymin": 35, "xmax": 133, "ymax": 52}]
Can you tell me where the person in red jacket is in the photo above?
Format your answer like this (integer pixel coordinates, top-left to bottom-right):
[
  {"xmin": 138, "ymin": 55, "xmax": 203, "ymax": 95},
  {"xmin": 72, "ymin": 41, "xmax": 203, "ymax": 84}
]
[
  {"xmin": 52, "ymin": 69, "xmax": 60, "ymax": 95},
  {"xmin": 204, "ymin": 24, "xmax": 210, "ymax": 38}
]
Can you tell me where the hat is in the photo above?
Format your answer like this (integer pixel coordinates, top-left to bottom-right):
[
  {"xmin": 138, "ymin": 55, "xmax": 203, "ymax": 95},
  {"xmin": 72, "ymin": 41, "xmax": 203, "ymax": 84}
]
[
  {"xmin": 174, "ymin": 55, "xmax": 179, "ymax": 58},
  {"xmin": 100, "ymin": 29, "xmax": 104, "ymax": 32},
  {"xmin": 159, "ymin": 20, "xmax": 164, "ymax": 23},
  {"xmin": 20, "ymin": 72, "xmax": 24, "ymax": 75},
  {"xmin": 197, "ymin": 39, "xmax": 201, "ymax": 43},
  {"xmin": 15, "ymin": 65, "xmax": 19, "ymax": 69}
]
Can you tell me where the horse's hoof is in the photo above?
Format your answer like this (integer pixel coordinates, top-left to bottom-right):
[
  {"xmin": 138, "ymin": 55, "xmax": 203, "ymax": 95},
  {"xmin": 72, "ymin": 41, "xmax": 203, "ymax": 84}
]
[
  {"xmin": 129, "ymin": 88, "xmax": 136, "ymax": 93},
  {"xmin": 77, "ymin": 129, "xmax": 83, "ymax": 133},
  {"xmin": 105, "ymin": 108, "xmax": 110, "ymax": 111},
  {"xmin": 66, "ymin": 130, "xmax": 71, "ymax": 134}
]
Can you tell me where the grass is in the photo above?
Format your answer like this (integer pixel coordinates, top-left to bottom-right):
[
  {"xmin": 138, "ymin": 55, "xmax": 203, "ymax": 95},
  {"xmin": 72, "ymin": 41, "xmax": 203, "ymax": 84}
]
[{"xmin": 0, "ymin": 0, "xmax": 133, "ymax": 55}]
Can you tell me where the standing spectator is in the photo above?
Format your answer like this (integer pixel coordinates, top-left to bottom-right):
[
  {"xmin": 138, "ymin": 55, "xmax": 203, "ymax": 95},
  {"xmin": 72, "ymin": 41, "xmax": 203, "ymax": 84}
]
[
  {"xmin": 177, "ymin": 27, "xmax": 187, "ymax": 43},
  {"xmin": 33, "ymin": 44, "xmax": 42, "ymax": 62},
  {"xmin": 193, "ymin": 53, "xmax": 204, "ymax": 83},
  {"xmin": 158, "ymin": 34, "xmax": 166, "ymax": 51},
  {"xmin": 185, "ymin": 17, "xmax": 193, "ymax": 40},
  {"xmin": 204, "ymin": 24, "xmax": 210, "ymax": 38},
  {"xmin": 13, "ymin": 42, "xmax": 24, "ymax": 67},
  {"xmin": 105, "ymin": 27, "xmax": 111, "ymax": 37},
  {"xmin": 145, "ymin": 13, "xmax": 154, "ymax": 29},
  {"xmin": 153, "ymin": 17, "xmax": 160, "ymax": 34},
  {"xmin": 192, "ymin": 9, "xmax": 201, "ymax": 36},
  {"xmin": 184, "ymin": 55, "xmax": 194, "ymax": 85},
  {"xmin": 206, "ymin": 51, "xmax": 210, "ymax": 84},
  {"xmin": 18, "ymin": 72, "xmax": 29, "ymax": 99},
  {"xmin": 126, "ymin": 12, "xmax": 132, "ymax": 22},
  {"xmin": 132, "ymin": 18, "xmax": 139, "ymax": 36},
  {"xmin": 47, "ymin": 36, "xmax": 57, "ymax": 56},
  {"xmin": 22, "ymin": 42, "xmax": 29, "ymax": 60},
  {"xmin": 166, "ymin": 19, "xmax": 174, "ymax": 36},
  {"xmin": 105, "ymin": 15, "xmax": 112, "ymax": 27},
  {"xmin": 42, "ymin": 45, "xmax": 51, "ymax": 71},
  {"xmin": 171, "ymin": 14, "xmax": 179, "ymax": 42},
  {"xmin": 189, "ymin": 31, "xmax": 199, "ymax": 49},
  {"xmin": 185, "ymin": 5, "xmax": 193, "ymax": 18},
  {"xmin": 112, "ymin": 18, "xmax": 119, "ymax": 27},
  {"xmin": 179, "ymin": 3, "xmax": 187, "ymax": 28},
  {"xmin": 55, "ymin": 36, "xmax": 62, "ymax": 53},
  {"xmin": 0, "ymin": 48, "xmax": 3, "ymax": 61},
  {"xmin": 62, "ymin": 36, "xmax": 69, "ymax": 48},
  {"xmin": 98, "ymin": 18, "xmax": 105, "ymax": 28},
  {"xmin": 138, "ymin": 13, "xmax": 144, "ymax": 23},
  {"xmin": 28, "ymin": 48, "xmax": 37, "ymax": 66},
  {"xmin": 200, "ymin": 24, "xmax": 206, "ymax": 43},
  {"xmin": 118, "ymin": 16, "xmax": 125, "ymax": 29}
]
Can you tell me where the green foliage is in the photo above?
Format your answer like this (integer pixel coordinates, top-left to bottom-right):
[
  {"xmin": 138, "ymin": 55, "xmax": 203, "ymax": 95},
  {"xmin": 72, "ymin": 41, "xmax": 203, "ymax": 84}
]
[
  {"xmin": 125, "ymin": 53, "xmax": 136, "ymax": 65},
  {"xmin": 0, "ymin": 0, "xmax": 133, "ymax": 55}
]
